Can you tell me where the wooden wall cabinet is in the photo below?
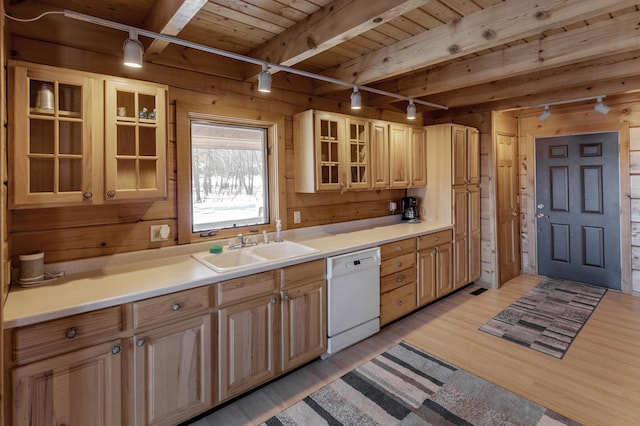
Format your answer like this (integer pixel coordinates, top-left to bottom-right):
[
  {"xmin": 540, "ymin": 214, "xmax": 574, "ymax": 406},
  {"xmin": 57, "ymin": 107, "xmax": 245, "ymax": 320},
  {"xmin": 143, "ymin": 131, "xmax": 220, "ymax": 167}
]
[
  {"xmin": 370, "ymin": 120, "xmax": 389, "ymax": 189},
  {"xmin": 417, "ymin": 229, "xmax": 454, "ymax": 305},
  {"xmin": 9, "ymin": 61, "xmax": 167, "ymax": 208},
  {"xmin": 132, "ymin": 286, "xmax": 212, "ymax": 426},
  {"xmin": 294, "ymin": 110, "xmax": 370, "ymax": 192},
  {"xmin": 389, "ymin": 123, "xmax": 427, "ymax": 189},
  {"xmin": 379, "ymin": 238, "xmax": 417, "ymax": 325}
]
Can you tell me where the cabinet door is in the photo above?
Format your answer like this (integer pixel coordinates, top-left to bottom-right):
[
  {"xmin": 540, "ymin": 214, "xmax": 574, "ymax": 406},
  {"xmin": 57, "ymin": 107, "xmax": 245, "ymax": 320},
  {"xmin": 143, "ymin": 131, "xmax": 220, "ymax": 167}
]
[
  {"xmin": 217, "ymin": 294, "xmax": 278, "ymax": 403},
  {"xmin": 409, "ymin": 127, "xmax": 427, "ymax": 187},
  {"xmin": 13, "ymin": 340, "xmax": 123, "ymax": 426},
  {"xmin": 370, "ymin": 120, "xmax": 389, "ymax": 189},
  {"xmin": 134, "ymin": 315, "xmax": 212, "ymax": 426},
  {"xmin": 468, "ymin": 186, "xmax": 482, "ymax": 282},
  {"xmin": 453, "ymin": 188, "xmax": 469, "ymax": 288},
  {"xmin": 346, "ymin": 117, "xmax": 370, "ymax": 190},
  {"xmin": 389, "ymin": 123, "xmax": 410, "ymax": 188},
  {"xmin": 11, "ymin": 65, "xmax": 95, "ymax": 207},
  {"xmin": 417, "ymin": 249, "xmax": 437, "ymax": 306},
  {"xmin": 281, "ymin": 279, "xmax": 326, "ymax": 371},
  {"xmin": 104, "ymin": 80, "xmax": 167, "ymax": 201},
  {"xmin": 467, "ymin": 128, "xmax": 480, "ymax": 185},
  {"xmin": 315, "ymin": 112, "xmax": 346, "ymax": 191},
  {"xmin": 451, "ymin": 125, "xmax": 468, "ymax": 186},
  {"xmin": 436, "ymin": 242, "xmax": 454, "ymax": 297}
]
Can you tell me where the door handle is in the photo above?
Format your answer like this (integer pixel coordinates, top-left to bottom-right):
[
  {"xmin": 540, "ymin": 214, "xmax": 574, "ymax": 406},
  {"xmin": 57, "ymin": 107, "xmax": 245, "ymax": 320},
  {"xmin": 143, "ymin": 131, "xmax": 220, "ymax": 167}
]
[{"xmin": 537, "ymin": 213, "xmax": 546, "ymax": 218}]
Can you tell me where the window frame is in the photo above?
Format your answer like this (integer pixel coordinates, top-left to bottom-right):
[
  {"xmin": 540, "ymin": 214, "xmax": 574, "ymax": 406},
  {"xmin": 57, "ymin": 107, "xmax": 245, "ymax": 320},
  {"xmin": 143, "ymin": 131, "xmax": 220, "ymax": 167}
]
[{"xmin": 176, "ymin": 102, "xmax": 285, "ymax": 244}]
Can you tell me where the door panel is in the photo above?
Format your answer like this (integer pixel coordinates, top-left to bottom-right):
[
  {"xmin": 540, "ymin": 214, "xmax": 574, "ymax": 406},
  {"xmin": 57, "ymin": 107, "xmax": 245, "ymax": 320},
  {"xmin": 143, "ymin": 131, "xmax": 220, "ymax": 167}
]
[{"xmin": 535, "ymin": 132, "xmax": 620, "ymax": 289}]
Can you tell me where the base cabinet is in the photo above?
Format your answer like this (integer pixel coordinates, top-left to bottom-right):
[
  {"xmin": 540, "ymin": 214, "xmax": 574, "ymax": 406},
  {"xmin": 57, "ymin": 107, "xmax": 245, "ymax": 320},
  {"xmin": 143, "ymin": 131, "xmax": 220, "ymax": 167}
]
[
  {"xmin": 379, "ymin": 238, "xmax": 417, "ymax": 325},
  {"xmin": 417, "ymin": 230, "xmax": 454, "ymax": 306},
  {"xmin": 12, "ymin": 340, "xmax": 124, "ymax": 426}
]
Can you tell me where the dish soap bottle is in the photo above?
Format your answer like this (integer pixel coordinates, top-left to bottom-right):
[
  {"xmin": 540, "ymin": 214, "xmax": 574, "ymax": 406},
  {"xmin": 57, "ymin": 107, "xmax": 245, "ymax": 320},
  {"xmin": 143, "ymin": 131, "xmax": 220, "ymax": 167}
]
[{"xmin": 275, "ymin": 219, "xmax": 283, "ymax": 242}]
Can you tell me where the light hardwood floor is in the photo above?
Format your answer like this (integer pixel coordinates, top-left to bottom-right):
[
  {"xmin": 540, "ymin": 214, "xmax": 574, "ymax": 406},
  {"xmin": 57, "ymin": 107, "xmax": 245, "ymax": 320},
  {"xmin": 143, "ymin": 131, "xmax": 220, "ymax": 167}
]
[{"xmin": 187, "ymin": 275, "xmax": 640, "ymax": 426}]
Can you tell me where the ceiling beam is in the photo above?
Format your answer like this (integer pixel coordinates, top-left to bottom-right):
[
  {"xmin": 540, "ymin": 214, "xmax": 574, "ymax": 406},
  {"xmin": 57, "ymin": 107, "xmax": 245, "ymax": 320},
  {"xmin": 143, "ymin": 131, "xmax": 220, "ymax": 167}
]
[
  {"xmin": 143, "ymin": 0, "xmax": 207, "ymax": 57},
  {"xmin": 247, "ymin": 0, "xmax": 432, "ymax": 71},
  {"xmin": 314, "ymin": 0, "xmax": 640, "ymax": 95},
  {"xmin": 367, "ymin": 10, "xmax": 640, "ymax": 106}
]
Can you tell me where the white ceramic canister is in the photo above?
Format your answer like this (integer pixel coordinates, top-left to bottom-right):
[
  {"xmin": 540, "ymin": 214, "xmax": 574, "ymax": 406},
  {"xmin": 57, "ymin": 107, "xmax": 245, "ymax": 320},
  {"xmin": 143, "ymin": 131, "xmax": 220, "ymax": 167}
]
[{"xmin": 19, "ymin": 251, "xmax": 44, "ymax": 282}]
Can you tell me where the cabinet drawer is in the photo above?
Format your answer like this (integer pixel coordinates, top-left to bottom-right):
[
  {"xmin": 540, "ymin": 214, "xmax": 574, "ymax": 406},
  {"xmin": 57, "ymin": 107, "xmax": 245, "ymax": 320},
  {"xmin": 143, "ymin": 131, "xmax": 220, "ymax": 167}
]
[
  {"xmin": 380, "ymin": 238, "xmax": 416, "ymax": 261},
  {"xmin": 380, "ymin": 252, "xmax": 415, "ymax": 276},
  {"xmin": 133, "ymin": 286, "xmax": 211, "ymax": 329},
  {"xmin": 13, "ymin": 306, "xmax": 123, "ymax": 363},
  {"xmin": 281, "ymin": 259, "xmax": 325, "ymax": 289},
  {"xmin": 217, "ymin": 270, "xmax": 278, "ymax": 307},
  {"xmin": 380, "ymin": 283, "xmax": 417, "ymax": 326},
  {"xmin": 381, "ymin": 266, "xmax": 416, "ymax": 294},
  {"xmin": 417, "ymin": 229, "xmax": 453, "ymax": 251}
]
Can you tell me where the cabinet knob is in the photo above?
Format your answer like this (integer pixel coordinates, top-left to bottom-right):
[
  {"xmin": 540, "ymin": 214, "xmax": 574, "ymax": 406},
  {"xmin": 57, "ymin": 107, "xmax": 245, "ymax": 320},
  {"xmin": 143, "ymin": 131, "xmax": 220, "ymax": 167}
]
[
  {"xmin": 65, "ymin": 327, "xmax": 79, "ymax": 339},
  {"xmin": 282, "ymin": 292, "xmax": 289, "ymax": 301},
  {"xmin": 171, "ymin": 302, "xmax": 181, "ymax": 311},
  {"xmin": 435, "ymin": 237, "xmax": 439, "ymax": 241},
  {"xmin": 396, "ymin": 261, "xmax": 403, "ymax": 268},
  {"xmin": 136, "ymin": 338, "xmax": 146, "ymax": 347},
  {"xmin": 395, "ymin": 246, "xmax": 402, "ymax": 253},
  {"xmin": 396, "ymin": 276, "xmax": 403, "ymax": 283},
  {"xmin": 82, "ymin": 191, "xmax": 93, "ymax": 200},
  {"xmin": 270, "ymin": 297, "xmax": 277, "ymax": 305},
  {"xmin": 106, "ymin": 190, "xmax": 116, "ymax": 198},
  {"xmin": 396, "ymin": 300, "xmax": 403, "ymax": 306},
  {"xmin": 111, "ymin": 345, "xmax": 122, "ymax": 355}
]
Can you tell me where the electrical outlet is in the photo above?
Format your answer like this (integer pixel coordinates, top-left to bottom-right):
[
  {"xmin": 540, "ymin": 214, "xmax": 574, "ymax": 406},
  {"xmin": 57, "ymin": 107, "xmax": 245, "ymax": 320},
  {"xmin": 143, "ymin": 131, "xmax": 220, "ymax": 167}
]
[
  {"xmin": 150, "ymin": 224, "xmax": 170, "ymax": 242},
  {"xmin": 389, "ymin": 201, "xmax": 397, "ymax": 212},
  {"xmin": 293, "ymin": 211, "xmax": 301, "ymax": 224}
]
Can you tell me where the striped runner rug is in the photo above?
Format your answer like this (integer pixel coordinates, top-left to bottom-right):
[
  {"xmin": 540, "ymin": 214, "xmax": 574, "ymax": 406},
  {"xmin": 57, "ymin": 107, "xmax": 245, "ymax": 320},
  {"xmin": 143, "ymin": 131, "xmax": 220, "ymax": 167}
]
[
  {"xmin": 479, "ymin": 277, "xmax": 607, "ymax": 359},
  {"xmin": 262, "ymin": 342, "xmax": 579, "ymax": 425}
]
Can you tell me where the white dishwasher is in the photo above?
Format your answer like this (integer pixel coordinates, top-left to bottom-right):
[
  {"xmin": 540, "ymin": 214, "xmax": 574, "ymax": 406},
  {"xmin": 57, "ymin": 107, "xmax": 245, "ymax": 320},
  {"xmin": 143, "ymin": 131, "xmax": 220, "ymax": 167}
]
[{"xmin": 323, "ymin": 247, "xmax": 381, "ymax": 358}]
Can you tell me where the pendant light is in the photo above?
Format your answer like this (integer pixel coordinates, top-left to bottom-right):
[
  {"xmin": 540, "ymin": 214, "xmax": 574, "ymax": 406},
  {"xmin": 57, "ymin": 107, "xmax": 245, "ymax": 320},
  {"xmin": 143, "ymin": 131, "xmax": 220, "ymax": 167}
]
[{"xmin": 123, "ymin": 30, "xmax": 144, "ymax": 68}]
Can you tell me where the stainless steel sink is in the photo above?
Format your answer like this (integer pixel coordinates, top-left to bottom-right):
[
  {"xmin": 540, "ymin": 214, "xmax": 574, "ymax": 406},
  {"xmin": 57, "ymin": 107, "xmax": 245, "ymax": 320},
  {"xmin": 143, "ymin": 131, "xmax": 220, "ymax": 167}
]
[{"xmin": 192, "ymin": 240, "xmax": 319, "ymax": 272}]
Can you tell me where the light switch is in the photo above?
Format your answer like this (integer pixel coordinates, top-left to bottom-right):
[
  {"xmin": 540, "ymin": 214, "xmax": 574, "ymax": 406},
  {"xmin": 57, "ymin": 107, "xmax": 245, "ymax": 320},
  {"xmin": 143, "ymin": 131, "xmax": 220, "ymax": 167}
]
[{"xmin": 293, "ymin": 211, "xmax": 301, "ymax": 224}]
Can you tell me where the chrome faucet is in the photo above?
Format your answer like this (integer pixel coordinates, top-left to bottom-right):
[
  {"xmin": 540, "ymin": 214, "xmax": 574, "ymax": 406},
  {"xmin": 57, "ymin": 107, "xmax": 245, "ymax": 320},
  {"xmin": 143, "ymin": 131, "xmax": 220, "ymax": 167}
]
[{"xmin": 229, "ymin": 233, "xmax": 258, "ymax": 249}]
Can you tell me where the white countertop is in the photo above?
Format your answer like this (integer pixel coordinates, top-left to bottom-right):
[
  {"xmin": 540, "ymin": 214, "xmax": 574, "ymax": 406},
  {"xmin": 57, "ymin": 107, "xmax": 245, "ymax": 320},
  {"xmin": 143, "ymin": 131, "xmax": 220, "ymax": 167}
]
[{"xmin": 3, "ymin": 216, "xmax": 451, "ymax": 328}]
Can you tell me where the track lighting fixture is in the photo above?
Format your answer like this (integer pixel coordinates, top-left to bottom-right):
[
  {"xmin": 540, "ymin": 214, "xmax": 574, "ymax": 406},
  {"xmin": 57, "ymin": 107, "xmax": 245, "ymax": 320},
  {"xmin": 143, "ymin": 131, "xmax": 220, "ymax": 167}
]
[
  {"xmin": 258, "ymin": 64, "xmax": 272, "ymax": 93},
  {"xmin": 538, "ymin": 105, "xmax": 551, "ymax": 122},
  {"xmin": 6, "ymin": 10, "xmax": 450, "ymax": 111},
  {"xmin": 406, "ymin": 100, "xmax": 417, "ymax": 120},
  {"xmin": 123, "ymin": 30, "xmax": 144, "ymax": 68},
  {"xmin": 594, "ymin": 96, "xmax": 610, "ymax": 114},
  {"xmin": 350, "ymin": 87, "xmax": 362, "ymax": 110}
]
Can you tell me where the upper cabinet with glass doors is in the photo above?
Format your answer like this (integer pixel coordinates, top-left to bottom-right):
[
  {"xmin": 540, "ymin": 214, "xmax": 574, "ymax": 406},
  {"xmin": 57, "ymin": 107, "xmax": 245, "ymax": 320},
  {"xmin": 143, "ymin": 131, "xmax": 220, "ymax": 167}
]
[
  {"xmin": 9, "ymin": 62, "xmax": 168, "ymax": 208},
  {"xmin": 294, "ymin": 110, "xmax": 370, "ymax": 193},
  {"xmin": 10, "ymin": 64, "xmax": 95, "ymax": 207},
  {"xmin": 104, "ymin": 80, "xmax": 167, "ymax": 201}
]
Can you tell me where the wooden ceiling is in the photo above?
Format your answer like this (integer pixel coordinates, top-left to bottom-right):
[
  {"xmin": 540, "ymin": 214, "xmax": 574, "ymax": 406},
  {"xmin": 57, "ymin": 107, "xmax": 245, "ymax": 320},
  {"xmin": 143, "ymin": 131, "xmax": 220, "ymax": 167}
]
[{"xmin": 6, "ymin": 0, "xmax": 640, "ymax": 116}]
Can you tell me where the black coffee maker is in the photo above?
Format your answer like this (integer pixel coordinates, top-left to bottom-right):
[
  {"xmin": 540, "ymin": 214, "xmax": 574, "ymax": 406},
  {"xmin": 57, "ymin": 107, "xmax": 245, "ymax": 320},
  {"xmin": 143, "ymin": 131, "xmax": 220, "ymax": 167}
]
[{"xmin": 401, "ymin": 197, "xmax": 419, "ymax": 222}]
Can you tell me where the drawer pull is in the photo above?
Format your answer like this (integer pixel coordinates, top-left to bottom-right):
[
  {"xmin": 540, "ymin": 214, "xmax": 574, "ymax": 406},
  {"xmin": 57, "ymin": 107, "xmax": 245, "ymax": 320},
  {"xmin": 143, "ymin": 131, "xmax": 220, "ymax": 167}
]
[
  {"xmin": 65, "ymin": 327, "xmax": 78, "ymax": 339},
  {"xmin": 435, "ymin": 237, "xmax": 439, "ymax": 241},
  {"xmin": 395, "ymin": 246, "xmax": 402, "ymax": 253},
  {"xmin": 396, "ymin": 276, "xmax": 403, "ymax": 283},
  {"xmin": 111, "ymin": 345, "xmax": 122, "ymax": 355},
  {"xmin": 282, "ymin": 292, "xmax": 289, "ymax": 301},
  {"xmin": 396, "ymin": 261, "xmax": 403, "ymax": 268},
  {"xmin": 136, "ymin": 338, "xmax": 146, "ymax": 347},
  {"xmin": 397, "ymin": 300, "xmax": 403, "ymax": 306},
  {"xmin": 171, "ymin": 303, "xmax": 181, "ymax": 312},
  {"xmin": 270, "ymin": 297, "xmax": 277, "ymax": 305}
]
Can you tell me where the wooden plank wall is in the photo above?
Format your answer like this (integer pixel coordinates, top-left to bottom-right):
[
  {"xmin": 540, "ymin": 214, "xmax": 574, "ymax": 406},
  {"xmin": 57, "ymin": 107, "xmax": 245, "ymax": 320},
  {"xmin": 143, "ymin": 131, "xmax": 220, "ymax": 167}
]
[
  {"xmin": 7, "ymin": 36, "xmax": 406, "ymax": 266},
  {"xmin": 1, "ymin": 3, "xmax": 6, "ymax": 422},
  {"xmin": 517, "ymin": 95, "xmax": 635, "ymax": 295}
]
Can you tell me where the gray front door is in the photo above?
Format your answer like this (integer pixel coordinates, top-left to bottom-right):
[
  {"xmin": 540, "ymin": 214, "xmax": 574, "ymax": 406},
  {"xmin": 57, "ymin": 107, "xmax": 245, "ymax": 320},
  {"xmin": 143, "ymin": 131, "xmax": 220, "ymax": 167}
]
[{"xmin": 535, "ymin": 132, "xmax": 620, "ymax": 290}]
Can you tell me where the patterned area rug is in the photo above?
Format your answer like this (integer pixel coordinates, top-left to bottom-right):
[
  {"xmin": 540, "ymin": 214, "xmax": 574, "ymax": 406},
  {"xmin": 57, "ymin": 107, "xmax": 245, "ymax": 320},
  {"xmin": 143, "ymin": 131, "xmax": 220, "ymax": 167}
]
[
  {"xmin": 480, "ymin": 277, "xmax": 607, "ymax": 359},
  {"xmin": 262, "ymin": 342, "xmax": 579, "ymax": 426}
]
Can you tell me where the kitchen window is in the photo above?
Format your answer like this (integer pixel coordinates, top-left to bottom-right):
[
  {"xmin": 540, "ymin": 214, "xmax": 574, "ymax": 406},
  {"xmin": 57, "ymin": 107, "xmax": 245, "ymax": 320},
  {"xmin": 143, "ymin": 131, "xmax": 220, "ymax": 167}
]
[{"xmin": 176, "ymin": 103, "xmax": 284, "ymax": 244}]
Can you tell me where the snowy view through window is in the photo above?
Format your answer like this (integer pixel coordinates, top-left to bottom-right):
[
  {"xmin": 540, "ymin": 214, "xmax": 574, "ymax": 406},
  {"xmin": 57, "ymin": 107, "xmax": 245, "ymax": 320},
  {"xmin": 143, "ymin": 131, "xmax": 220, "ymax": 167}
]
[{"xmin": 191, "ymin": 121, "xmax": 268, "ymax": 232}]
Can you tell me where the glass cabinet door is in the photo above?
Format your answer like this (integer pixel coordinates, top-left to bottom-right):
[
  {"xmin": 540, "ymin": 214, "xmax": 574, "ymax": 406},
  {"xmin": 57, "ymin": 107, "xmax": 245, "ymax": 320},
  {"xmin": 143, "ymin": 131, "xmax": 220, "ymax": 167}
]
[
  {"xmin": 346, "ymin": 117, "xmax": 370, "ymax": 190},
  {"xmin": 11, "ymin": 66, "xmax": 93, "ymax": 207},
  {"xmin": 104, "ymin": 80, "xmax": 167, "ymax": 201},
  {"xmin": 315, "ymin": 113, "xmax": 345, "ymax": 191}
]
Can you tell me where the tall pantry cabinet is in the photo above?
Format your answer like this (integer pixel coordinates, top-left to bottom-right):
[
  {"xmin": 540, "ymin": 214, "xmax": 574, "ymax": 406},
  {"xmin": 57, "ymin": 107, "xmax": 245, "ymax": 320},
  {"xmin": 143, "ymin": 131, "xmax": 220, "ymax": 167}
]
[{"xmin": 425, "ymin": 124, "xmax": 481, "ymax": 288}]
